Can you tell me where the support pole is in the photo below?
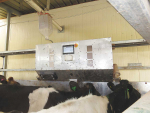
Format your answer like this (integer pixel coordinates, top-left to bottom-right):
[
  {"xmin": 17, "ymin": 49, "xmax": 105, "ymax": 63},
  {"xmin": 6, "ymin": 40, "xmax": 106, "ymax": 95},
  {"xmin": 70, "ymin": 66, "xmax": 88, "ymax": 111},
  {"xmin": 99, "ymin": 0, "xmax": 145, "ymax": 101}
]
[
  {"xmin": 0, "ymin": 3, "xmax": 22, "ymax": 16},
  {"xmin": 2, "ymin": 56, "xmax": 5, "ymax": 69},
  {"xmin": 3, "ymin": 12, "xmax": 11, "ymax": 77}
]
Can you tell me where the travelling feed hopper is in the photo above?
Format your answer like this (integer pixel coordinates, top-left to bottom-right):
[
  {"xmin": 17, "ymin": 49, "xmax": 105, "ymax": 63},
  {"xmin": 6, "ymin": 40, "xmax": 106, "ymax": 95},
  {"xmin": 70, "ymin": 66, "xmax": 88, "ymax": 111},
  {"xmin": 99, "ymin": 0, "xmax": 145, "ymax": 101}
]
[{"xmin": 36, "ymin": 38, "xmax": 113, "ymax": 82}]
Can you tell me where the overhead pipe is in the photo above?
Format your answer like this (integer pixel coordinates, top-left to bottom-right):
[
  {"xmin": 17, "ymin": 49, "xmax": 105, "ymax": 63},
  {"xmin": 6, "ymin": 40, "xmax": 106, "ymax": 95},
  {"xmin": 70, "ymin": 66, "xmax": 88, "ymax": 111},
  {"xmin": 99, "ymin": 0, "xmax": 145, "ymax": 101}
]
[
  {"xmin": 24, "ymin": 0, "xmax": 43, "ymax": 12},
  {"xmin": 52, "ymin": 20, "xmax": 63, "ymax": 31},
  {"xmin": 47, "ymin": 0, "xmax": 50, "ymax": 11},
  {"xmin": 24, "ymin": 0, "xmax": 63, "ymax": 31},
  {"xmin": 35, "ymin": 0, "xmax": 46, "ymax": 10}
]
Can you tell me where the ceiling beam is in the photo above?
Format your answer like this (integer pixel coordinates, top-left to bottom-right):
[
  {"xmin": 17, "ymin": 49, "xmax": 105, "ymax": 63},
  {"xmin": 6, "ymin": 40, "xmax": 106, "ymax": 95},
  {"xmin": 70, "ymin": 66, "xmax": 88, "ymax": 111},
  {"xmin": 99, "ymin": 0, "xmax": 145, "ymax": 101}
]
[
  {"xmin": 69, "ymin": 0, "xmax": 73, "ymax": 5},
  {"xmin": 62, "ymin": 0, "xmax": 67, "ymax": 6},
  {"xmin": 63, "ymin": 0, "xmax": 72, "ymax": 5},
  {"xmin": 0, "ymin": 3, "xmax": 22, "ymax": 16},
  {"xmin": 34, "ymin": 0, "xmax": 46, "ymax": 10},
  {"xmin": 54, "ymin": 0, "xmax": 60, "ymax": 7},
  {"xmin": 0, "ymin": 0, "xmax": 9, "ymax": 3},
  {"xmin": 50, "ymin": 4, "xmax": 55, "ymax": 8}
]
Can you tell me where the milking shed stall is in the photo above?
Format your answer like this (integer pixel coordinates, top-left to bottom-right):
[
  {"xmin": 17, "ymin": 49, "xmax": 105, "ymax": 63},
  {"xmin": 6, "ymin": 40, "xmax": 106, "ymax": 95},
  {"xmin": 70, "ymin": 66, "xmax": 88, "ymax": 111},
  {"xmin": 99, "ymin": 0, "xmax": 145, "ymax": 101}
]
[{"xmin": 0, "ymin": 0, "xmax": 150, "ymax": 112}]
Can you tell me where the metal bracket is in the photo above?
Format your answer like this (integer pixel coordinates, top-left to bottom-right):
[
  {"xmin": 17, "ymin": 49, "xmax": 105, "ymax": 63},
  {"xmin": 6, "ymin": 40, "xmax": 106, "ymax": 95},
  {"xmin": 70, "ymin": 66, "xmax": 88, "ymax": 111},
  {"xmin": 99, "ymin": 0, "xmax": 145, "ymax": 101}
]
[
  {"xmin": 39, "ymin": 72, "xmax": 58, "ymax": 80},
  {"xmin": 112, "ymin": 39, "xmax": 149, "ymax": 48},
  {"xmin": 118, "ymin": 63, "xmax": 150, "ymax": 70},
  {"xmin": 58, "ymin": 26, "xmax": 65, "ymax": 33},
  {"xmin": 0, "ymin": 49, "xmax": 36, "ymax": 56}
]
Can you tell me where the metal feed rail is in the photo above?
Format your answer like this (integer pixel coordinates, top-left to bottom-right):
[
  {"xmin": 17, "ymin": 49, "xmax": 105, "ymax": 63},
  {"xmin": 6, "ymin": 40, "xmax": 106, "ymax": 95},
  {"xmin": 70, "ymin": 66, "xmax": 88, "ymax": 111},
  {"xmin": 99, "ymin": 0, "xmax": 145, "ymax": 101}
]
[{"xmin": 0, "ymin": 39, "xmax": 149, "ymax": 72}]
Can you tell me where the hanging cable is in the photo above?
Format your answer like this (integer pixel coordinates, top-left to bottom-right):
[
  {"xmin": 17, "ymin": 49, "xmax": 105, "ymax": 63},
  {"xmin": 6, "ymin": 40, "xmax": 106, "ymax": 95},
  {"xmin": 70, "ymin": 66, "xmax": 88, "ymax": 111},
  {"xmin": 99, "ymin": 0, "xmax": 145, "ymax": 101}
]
[{"xmin": 45, "ymin": 38, "xmax": 53, "ymax": 43}]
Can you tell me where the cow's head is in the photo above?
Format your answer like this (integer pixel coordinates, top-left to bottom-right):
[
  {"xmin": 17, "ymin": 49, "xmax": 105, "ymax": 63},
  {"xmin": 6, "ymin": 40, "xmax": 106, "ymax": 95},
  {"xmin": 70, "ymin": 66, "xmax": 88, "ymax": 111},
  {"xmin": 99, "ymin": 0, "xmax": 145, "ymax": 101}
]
[
  {"xmin": 69, "ymin": 81, "xmax": 101, "ymax": 96},
  {"xmin": 8, "ymin": 77, "xmax": 14, "ymax": 81},
  {"xmin": 84, "ymin": 83, "xmax": 101, "ymax": 96},
  {"xmin": 107, "ymin": 80, "xmax": 141, "ymax": 113}
]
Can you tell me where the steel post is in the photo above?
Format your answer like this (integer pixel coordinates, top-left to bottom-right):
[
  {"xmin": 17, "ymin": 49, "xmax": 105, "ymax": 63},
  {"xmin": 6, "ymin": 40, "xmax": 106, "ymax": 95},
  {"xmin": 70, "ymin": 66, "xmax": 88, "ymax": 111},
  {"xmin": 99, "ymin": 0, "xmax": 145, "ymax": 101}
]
[{"xmin": 3, "ymin": 12, "xmax": 11, "ymax": 77}]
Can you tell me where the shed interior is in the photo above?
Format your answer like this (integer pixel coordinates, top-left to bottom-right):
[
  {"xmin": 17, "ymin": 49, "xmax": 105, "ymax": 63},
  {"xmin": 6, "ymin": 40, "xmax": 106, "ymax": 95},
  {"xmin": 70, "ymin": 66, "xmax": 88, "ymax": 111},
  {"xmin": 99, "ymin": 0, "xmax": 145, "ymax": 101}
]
[{"xmin": 0, "ymin": 0, "xmax": 150, "ymax": 82}]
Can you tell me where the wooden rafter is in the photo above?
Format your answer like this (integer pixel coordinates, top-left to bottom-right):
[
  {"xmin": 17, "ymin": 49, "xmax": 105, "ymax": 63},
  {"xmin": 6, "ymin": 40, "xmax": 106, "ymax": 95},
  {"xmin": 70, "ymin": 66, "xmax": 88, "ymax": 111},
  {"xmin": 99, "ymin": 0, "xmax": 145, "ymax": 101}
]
[{"xmin": 0, "ymin": 0, "xmax": 9, "ymax": 3}]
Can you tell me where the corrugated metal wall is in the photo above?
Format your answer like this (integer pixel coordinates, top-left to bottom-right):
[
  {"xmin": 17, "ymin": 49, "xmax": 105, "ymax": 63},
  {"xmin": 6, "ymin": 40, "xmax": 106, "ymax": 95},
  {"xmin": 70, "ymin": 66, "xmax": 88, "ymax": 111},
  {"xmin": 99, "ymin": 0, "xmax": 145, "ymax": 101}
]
[{"xmin": 0, "ymin": 0, "xmax": 149, "ymax": 81}]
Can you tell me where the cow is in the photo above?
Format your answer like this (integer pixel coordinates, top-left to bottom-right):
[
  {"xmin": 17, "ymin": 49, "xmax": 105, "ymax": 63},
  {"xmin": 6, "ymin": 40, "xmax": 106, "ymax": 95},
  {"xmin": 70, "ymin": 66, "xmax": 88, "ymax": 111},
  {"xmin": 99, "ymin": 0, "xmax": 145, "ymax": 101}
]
[
  {"xmin": 31, "ymin": 80, "xmax": 141, "ymax": 113},
  {"xmin": 0, "ymin": 81, "xmax": 100, "ymax": 113},
  {"xmin": 107, "ymin": 80, "xmax": 141, "ymax": 112},
  {"xmin": 0, "ymin": 76, "xmax": 19, "ymax": 85}
]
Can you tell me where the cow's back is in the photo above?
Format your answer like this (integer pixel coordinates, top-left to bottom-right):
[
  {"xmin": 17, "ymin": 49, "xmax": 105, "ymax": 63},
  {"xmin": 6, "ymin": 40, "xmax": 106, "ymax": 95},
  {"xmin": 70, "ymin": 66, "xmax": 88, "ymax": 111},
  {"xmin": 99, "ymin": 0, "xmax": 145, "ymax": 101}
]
[
  {"xmin": 36, "ymin": 95, "xmax": 109, "ymax": 113},
  {"xmin": 44, "ymin": 88, "xmax": 93, "ymax": 109}
]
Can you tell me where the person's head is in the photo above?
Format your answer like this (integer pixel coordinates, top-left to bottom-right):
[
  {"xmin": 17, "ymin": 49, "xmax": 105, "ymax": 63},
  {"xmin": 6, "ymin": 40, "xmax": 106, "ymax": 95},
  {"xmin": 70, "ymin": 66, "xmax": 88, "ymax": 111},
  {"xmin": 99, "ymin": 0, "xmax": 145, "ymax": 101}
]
[{"xmin": 8, "ymin": 77, "xmax": 14, "ymax": 81}]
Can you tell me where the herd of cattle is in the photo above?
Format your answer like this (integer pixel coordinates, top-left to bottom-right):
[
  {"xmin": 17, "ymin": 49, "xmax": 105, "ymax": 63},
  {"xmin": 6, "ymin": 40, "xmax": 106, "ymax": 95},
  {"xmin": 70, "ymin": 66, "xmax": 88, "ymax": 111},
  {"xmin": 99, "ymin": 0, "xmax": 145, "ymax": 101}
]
[{"xmin": 0, "ymin": 75, "xmax": 141, "ymax": 113}]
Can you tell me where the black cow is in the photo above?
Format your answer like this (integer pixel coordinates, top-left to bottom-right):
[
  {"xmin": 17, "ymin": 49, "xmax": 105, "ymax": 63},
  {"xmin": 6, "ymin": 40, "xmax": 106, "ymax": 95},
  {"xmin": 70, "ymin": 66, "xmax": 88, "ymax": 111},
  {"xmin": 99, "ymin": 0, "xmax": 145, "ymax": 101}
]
[
  {"xmin": 44, "ymin": 82, "xmax": 100, "ymax": 109},
  {"xmin": 107, "ymin": 80, "xmax": 141, "ymax": 113},
  {"xmin": 0, "ymin": 81, "xmax": 100, "ymax": 113}
]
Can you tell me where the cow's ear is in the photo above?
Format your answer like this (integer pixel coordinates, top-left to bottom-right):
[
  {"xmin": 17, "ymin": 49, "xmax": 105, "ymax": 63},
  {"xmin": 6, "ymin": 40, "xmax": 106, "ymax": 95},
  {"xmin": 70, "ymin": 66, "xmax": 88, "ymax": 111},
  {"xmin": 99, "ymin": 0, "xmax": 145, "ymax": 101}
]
[
  {"xmin": 120, "ymin": 80, "xmax": 129, "ymax": 86},
  {"xmin": 127, "ymin": 84, "xmax": 133, "ymax": 93},
  {"xmin": 107, "ymin": 82, "xmax": 115, "ymax": 91},
  {"xmin": 69, "ymin": 81, "xmax": 80, "ymax": 91}
]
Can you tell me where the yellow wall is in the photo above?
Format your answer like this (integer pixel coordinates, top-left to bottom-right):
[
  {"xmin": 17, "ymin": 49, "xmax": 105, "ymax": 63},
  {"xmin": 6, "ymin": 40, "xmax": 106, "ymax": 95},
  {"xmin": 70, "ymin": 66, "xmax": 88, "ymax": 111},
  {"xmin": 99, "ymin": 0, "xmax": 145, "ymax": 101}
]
[{"xmin": 0, "ymin": 0, "xmax": 150, "ymax": 81}]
